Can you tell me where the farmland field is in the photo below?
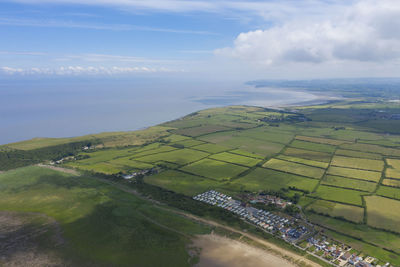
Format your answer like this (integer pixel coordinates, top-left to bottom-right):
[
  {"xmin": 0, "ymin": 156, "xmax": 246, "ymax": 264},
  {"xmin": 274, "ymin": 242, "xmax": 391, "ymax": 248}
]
[
  {"xmin": 174, "ymin": 125, "xmax": 231, "ymax": 137},
  {"xmin": 180, "ymin": 158, "xmax": 248, "ymax": 181},
  {"xmin": 231, "ymin": 168, "xmax": 319, "ymax": 193},
  {"xmin": 289, "ymin": 140, "xmax": 336, "ymax": 153},
  {"xmin": 327, "ymin": 166, "xmax": 381, "ymax": 182},
  {"xmin": 283, "ymin": 147, "xmax": 332, "ymax": 162},
  {"xmin": 386, "ymin": 158, "xmax": 400, "ymax": 179},
  {"xmin": 321, "ymin": 175, "xmax": 377, "ymax": 192},
  {"xmin": 0, "ymin": 166, "xmax": 210, "ymax": 266},
  {"xmin": 209, "ymin": 152, "xmax": 262, "ymax": 167},
  {"xmin": 334, "ymin": 149, "xmax": 382, "ymax": 160},
  {"xmin": 376, "ymin": 186, "xmax": 400, "ymax": 200},
  {"xmin": 312, "ymin": 185, "xmax": 364, "ymax": 206},
  {"xmin": 365, "ymin": 195, "xmax": 400, "ymax": 233},
  {"xmin": 330, "ymin": 155, "xmax": 384, "ymax": 171},
  {"xmin": 276, "ymin": 155, "xmax": 329, "ymax": 168},
  {"xmin": 145, "ymin": 170, "xmax": 218, "ymax": 196},
  {"xmin": 340, "ymin": 143, "xmax": 400, "ymax": 157},
  {"xmin": 263, "ymin": 158, "xmax": 326, "ymax": 179},
  {"xmin": 382, "ymin": 178, "xmax": 400, "ymax": 188},
  {"xmin": 295, "ymin": 135, "xmax": 349, "ymax": 146},
  {"xmin": 191, "ymin": 143, "xmax": 230, "ymax": 153},
  {"xmin": 307, "ymin": 200, "xmax": 364, "ymax": 223},
  {"xmin": 134, "ymin": 148, "xmax": 209, "ymax": 165}
]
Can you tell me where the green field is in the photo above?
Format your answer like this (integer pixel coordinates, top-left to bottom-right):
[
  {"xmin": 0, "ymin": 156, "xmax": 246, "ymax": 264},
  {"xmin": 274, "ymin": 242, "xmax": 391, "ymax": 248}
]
[
  {"xmin": 341, "ymin": 143, "xmax": 400, "ymax": 157},
  {"xmin": 209, "ymin": 152, "xmax": 262, "ymax": 167},
  {"xmin": 386, "ymin": 158, "xmax": 400, "ymax": 179},
  {"xmin": 145, "ymin": 170, "xmax": 218, "ymax": 196},
  {"xmin": 295, "ymin": 135, "xmax": 349, "ymax": 146},
  {"xmin": 334, "ymin": 149, "xmax": 382, "ymax": 159},
  {"xmin": 307, "ymin": 200, "xmax": 364, "ymax": 223},
  {"xmin": 263, "ymin": 158, "xmax": 326, "ymax": 179},
  {"xmin": 312, "ymin": 185, "xmax": 364, "ymax": 206},
  {"xmin": 376, "ymin": 185, "xmax": 400, "ymax": 200},
  {"xmin": 0, "ymin": 166, "xmax": 210, "ymax": 266},
  {"xmin": 289, "ymin": 140, "xmax": 336, "ymax": 153},
  {"xmin": 276, "ymin": 155, "xmax": 329, "ymax": 168},
  {"xmin": 135, "ymin": 148, "xmax": 209, "ymax": 165},
  {"xmin": 382, "ymin": 178, "xmax": 400, "ymax": 188},
  {"xmin": 327, "ymin": 166, "xmax": 382, "ymax": 182},
  {"xmin": 180, "ymin": 158, "xmax": 248, "ymax": 181},
  {"xmin": 228, "ymin": 149, "xmax": 265, "ymax": 159},
  {"xmin": 191, "ymin": 143, "xmax": 230, "ymax": 153},
  {"xmin": 174, "ymin": 125, "xmax": 231, "ymax": 137},
  {"xmin": 365, "ymin": 195, "xmax": 400, "ymax": 233},
  {"xmin": 231, "ymin": 168, "xmax": 319, "ymax": 193},
  {"xmin": 283, "ymin": 147, "xmax": 332, "ymax": 162},
  {"xmin": 330, "ymin": 155, "xmax": 384, "ymax": 171},
  {"xmin": 321, "ymin": 175, "xmax": 377, "ymax": 192}
]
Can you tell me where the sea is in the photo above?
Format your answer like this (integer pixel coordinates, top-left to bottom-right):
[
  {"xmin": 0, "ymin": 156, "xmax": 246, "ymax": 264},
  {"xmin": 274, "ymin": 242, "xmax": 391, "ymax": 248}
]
[{"xmin": 0, "ymin": 77, "xmax": 324, "ymax": 145}]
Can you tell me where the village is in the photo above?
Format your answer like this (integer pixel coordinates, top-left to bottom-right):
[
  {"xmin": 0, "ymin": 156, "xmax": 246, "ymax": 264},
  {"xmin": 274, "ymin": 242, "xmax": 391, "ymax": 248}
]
[{"xmin": 193, "ymin": 190, "xmax": 392, "ymax": 267}]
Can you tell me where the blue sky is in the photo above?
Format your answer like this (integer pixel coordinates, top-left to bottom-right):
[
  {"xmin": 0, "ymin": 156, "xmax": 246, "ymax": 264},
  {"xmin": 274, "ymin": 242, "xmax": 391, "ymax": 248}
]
[{"xmin": 1, "ymin": 0, "xmax": 400, "ymax": 80}]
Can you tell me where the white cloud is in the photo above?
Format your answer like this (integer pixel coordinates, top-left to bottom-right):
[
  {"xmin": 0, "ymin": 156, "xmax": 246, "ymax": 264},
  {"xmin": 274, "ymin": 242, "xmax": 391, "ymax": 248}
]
[
  {"xmin": 216, "ymin": 0, "xmax": 400, "ymax": 66},
  {"xmin": 0, "ymin": 66, "xmax": 181, "ymax": 76}
]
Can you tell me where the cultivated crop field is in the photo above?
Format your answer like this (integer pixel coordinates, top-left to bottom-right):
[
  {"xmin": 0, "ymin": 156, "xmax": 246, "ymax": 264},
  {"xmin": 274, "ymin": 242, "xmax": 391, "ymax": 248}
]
[
  {"xmin": 327, "ymin": 166, "xmax": 382, "ymax": 182},
  {"xmin": 330, "ymin": 155, "xmax": 384, "ymax": 171},
  {"xmin": 180, "ymin": 158, "xmax": 248, "ymax": 181},
  {"xmin": 365, "ymin": 196, "xmax": 400, "ymax": 233},
  {"xmin": 283, "ymin": 147, "xmax": 332, "ymax": 162},
  {"xmin": 307, "ymin": 200, "xmax": 364, "ymax": 223},
  {"xmin": 135, "ymin": 148, "xmax": 209, "ymax": 165},
  {"xmin": 321, "ymin": 175, "xmax": 377, "ymax": 192},
  {"xmin": 209, "ymin": 152, "xmax": 262, "ymax": 167},
  {"xmin": 312, "ymin": 185, "xmax": 364, "ymax": 206},
  {"xmin": 376, "ymin": 186, "xmax": 400, "ymax": 200},
  {"xmin": 263, "ymin": 158, "xmax": 325, "ymax": 179},
  {"xmin": 276, "ymin": 155, "xmax": 329, "ymax": 168}
]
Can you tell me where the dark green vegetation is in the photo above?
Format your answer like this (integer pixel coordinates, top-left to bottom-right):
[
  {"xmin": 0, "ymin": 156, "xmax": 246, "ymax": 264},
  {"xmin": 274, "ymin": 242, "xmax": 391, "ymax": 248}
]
[
  {"xmin": 0, "ymin": 166, "xmax": 211, "ymax": 266},
  {"xmin": 3, "ymin": 102, "xmax": 400, "ymax": 265}
]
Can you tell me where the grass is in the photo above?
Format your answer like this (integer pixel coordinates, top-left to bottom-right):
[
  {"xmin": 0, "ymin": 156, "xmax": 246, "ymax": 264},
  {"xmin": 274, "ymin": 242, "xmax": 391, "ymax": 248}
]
[
  {"xmin": 386, "ymin": 158, "xmax": 400, "ymax": 179},
  {"xmin": 283, "ymin": 147, "xmax": 332, "ymax": 163},
  {"xmin": 276, "ymin": 155, "xmax": 329, "ymax": 168},
  {"xmin": 180, "ymin": 158, "xmax": 248, "ymax": 181},
  {"xmin": 295, "ymin": 135, "xmax": 349, "ymax": 146},
  {"xmin": 321, "ymin": 175, "xmax": 377, "ymax": 192},
  {"xmin": 174, "ymin": 125, "xmax": 231, "ymax": 137},
  {"xmin": 376, "ymin": 186, "xmax": 400, "ymax": 200},
  {"xmin": 67, "ymin": 162, "xmax": 123, "ymax": 174},
  {"xmin": 135, "ymin": 148, "xmax": 209, "ymax": 165},
  {"xmin": 365, "ymin": 195, "xmax": 400, "ymax": 233},
  {"xmin": 289, "ymin": 140, "xmax": 336, "ymax": 153},
  {"xmin": 0, "ymin": 166, "xmax": 211, "ymax": 266},
  {"xmin": 144, "ymin": 170, "xmax": 218, "ymax": 196},
  {"xmin": 190, "ymin": 143, "xmax": 230, "ymax": 153},
  {"xmin": 382, "ymin": 178, "xmax": 400, "ymax": 188},
  {"xmin": 170, "ymin": 139, "xmax": 205, "ymax": 147},
  {"xmin": 330, "ymin": 155, "xmax": 384, "ymax": 172},
  {"xmin": 340, "ymin": 143, "xmax": 400, "ymax": 157},
  {"xmin": 306, "ymin": 200, "xmax": 364, "ymax": 223},
  {"xmin": 312, "ymin": 185, "xmax": 364, "ymax": 206},
  {"xmin": 230, "ymin": 168, "xmax": 319, "ymax": 193},
  {"xmin": 334, "ymin": 149, "xmax": 382, "ymax": 160},
  {"xmin": 209, "ymin": 152, "xmax": 262, "ymax": 167},
  {"xmin": 235, "ymin": 126, "xmax": 295, "ymax": 144},
  {"xmin": 229, "ymin": 149, "xmax": 265, "ymax": 159},
  {"xmin": 263, "ymin": 158, "xmax": 326, "ymax": 179},
  {"xmin": 327, "ymin": 166, "xmax": 382, "ymax": 182}
]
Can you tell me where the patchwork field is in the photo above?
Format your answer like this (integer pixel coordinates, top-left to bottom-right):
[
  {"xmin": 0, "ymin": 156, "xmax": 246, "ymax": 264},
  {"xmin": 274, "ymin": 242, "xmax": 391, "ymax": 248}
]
[
  {"xmin": 263, "ymin": 158, "xmax": 325, "ymax": 179},
  {"xmin": 145, "ymin": 170, "xmax": 217, "ymax": 196},
  {"xmin": 275, "ymin": 155, "xmax": 329, "ymax": 168},
  {"xmin": 191, "ymin": 143, "xmax": 230, "ymax": 153},
  {"xmin": 231, "ymin": 168, "xmax": 319, "ymax": 193},
  {"xmin": 330, "ymin": 155, "xmax": 384, "ymax": 171},
  {"xmin": 180, "ymin": 158, "xmax": 248, "ymax": 181},
  {"xmin": 376, "ymin": 186, "xmax": 400, "ymax": 200},
  {"xmin": 295, "ymin": 135, "xmax": 349, "ymax": 146},
  {"xmin": 327, "ymin": 166, "xmax": 382, "ymax": 182},
  {"xmin": 283, "ymin": 147, "xmax": 332, "ymax": 162},
  {"xmin": 135, "ymin": 148, "xmax": 209, "ymax": 165},
  {"xmin": 312, "ymin": 185, "xmax": 364, "ymax": 206},
  {"xmin": 209, "ymin": 152, "xmax": 262, "ymax": 167},
  {"xmin": 321, "ymin": 175, "xmax": 377, "ymax": 192},
  {"xmin": 307, "ymin": 200, "xmax": 364, "ymax": 223},
  {"xmin": 334, "ymin": 149, "xmax": 382, "ymax": 160},
  {"xmin": 365, "ymin": 196, "xmax": 400, "ymax": 233},
  {"xmin": 289, "ymin": 140, "xmax": 336, "ymax": 153},
  {"xmin": 174, "ymin": 125, "xmax": 231, "ymax": 137},
  {"xmin": 382, "ymin": 178, "xmax": 400, "ymax": 188},
  {"xmin": 386, "ymin": 158, "xmax": 400, "ymax": 179}
]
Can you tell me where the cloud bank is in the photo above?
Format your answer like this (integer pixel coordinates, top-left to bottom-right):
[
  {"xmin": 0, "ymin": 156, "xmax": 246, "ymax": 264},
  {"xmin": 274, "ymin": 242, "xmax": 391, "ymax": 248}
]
[{"xmin": 216, "ymin": 0, "xmax": 400, "ymax": 66}]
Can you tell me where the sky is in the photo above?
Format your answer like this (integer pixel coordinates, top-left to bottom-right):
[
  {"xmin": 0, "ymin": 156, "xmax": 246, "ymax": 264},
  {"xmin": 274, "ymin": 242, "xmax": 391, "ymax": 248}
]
[{"xmin": 1, "ymin": 0, "xmax": 400, "ymax": 80}]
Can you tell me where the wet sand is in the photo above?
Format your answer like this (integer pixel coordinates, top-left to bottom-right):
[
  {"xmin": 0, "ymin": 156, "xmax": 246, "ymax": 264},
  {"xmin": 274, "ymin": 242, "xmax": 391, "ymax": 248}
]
[{"xmin": 193, "ymin": 234, "xmax": 296, "ymax": 267}]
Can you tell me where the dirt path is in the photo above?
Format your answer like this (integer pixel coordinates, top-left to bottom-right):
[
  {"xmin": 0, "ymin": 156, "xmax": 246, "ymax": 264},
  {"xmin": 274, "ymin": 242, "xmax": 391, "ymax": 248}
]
[
  {"xmin": 37, "ymin": 165, "xmax": 320, "ymax": 267},
  {"xmin": 194, "ymin": 234, "xmax": 296, "ymax": 267}
]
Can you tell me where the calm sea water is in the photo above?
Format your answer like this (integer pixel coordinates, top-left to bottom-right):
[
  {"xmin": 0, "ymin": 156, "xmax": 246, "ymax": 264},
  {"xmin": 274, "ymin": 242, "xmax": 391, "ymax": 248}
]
[{"xmin": 0, "ymin": 78, "xmax": 320, "ymax": 145}]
